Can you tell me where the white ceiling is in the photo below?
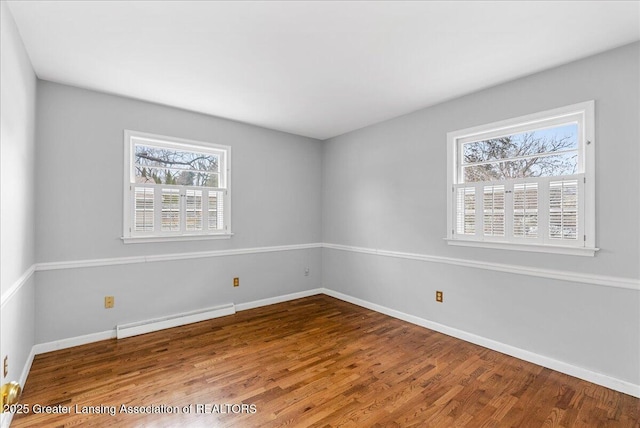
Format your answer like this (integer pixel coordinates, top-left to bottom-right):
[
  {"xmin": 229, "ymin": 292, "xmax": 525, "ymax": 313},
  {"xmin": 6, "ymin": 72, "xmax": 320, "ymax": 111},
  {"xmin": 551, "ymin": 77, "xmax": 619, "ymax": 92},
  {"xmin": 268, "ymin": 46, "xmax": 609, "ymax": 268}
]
[{"xmin": 7, "ymin": 1, "xmax": 640, "ymax": 140}]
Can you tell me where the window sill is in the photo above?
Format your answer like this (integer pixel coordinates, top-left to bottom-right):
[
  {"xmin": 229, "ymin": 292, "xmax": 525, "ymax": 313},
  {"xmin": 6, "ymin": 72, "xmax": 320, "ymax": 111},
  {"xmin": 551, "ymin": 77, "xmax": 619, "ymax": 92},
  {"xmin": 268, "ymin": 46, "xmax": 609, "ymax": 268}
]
[
  {"xmin": 122, "ymin": 233, "xmax": 233, "ymax": 244},
  {"xmin": 444, "ymin": 238, "xmax": 598, "ymax": 257}
]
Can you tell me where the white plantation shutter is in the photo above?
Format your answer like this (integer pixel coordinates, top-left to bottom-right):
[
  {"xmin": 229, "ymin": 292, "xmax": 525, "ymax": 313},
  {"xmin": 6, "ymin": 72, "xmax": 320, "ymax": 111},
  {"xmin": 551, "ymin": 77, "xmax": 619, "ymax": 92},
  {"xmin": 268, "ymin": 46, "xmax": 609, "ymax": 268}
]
[
  {"xmin": 131, "ymin": 186, "xmax": 228, "ymax": 237},
  {"xmin": 513, "ymin": 183, "xmax": 538, "ymax": 238},
  {"xmin": 549, "ymin": 179, "xmax": 578, "ymax": 241},
  {"xmin": 134, "ymin": 187, "xmax": 154, "ymax": 232},
  {"xmin": 186, "ymin": 189, "xmax": 203, "ymax": 231},
  {"xmin": 452, "ymin": 178, "xmax": 583, "ymax": 247},
  {"xmin": 208, "ymin": 193, "xmax": 218, "ymax": 230},
  {"xmin": 217, "ymin": 193, "xmax": 224, "ymax": 231},
  {"xmin": 483, "ymin": 185, "xmax": 505, "ymax": 237},
  {"xmin": 161, "ymin": 189, "xmax": 180, "ymax": 232},
  {"xmin": 456, "ymin": 187, "xmax": 476, "ymax": 235},
  {"xmin": 208, "ymin": 191, "xmax": 225, "ymax": 231}
]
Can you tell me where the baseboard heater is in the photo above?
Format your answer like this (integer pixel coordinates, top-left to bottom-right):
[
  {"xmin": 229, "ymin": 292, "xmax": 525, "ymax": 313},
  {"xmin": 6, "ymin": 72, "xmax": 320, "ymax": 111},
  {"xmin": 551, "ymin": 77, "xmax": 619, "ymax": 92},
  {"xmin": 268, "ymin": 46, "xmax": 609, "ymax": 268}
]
[{"xmin": 116, "ymin": 303, "xmax": 236, "ymax": 339}]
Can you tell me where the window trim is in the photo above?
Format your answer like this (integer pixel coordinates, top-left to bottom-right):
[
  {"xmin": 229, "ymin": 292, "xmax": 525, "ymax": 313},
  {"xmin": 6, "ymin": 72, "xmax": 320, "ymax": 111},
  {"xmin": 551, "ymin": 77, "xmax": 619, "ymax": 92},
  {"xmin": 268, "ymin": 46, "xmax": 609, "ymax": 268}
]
[
  {"xmin": 122, "ymin": 130, "xmax": 232, "ymax": 244},
  {"xmin": 445, "ymin": 101, "xmax": 597, "ymax": 256}
]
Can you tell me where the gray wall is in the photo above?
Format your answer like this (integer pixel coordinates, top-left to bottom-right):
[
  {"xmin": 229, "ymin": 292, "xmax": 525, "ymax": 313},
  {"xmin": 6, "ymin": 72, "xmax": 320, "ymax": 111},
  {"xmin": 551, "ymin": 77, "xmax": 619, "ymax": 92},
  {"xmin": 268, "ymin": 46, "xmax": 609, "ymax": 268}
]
[
  {"xmin": 34, "ymin": 82, "xmax": 323, "ymax": 342},
  {"xmin": 0, "ymin": 0, "xmax": 37, "ymax": 405},
  {"xmin": 0, "ymin": 2, "xmax": 36, "ymax": 296},
  {"xmin": 321, "ymin": 43, "xmax": 640, "ymax": 385},
  {"xmin": 36, "ymin": 82, "xmax": 322, "ymax": 261}
]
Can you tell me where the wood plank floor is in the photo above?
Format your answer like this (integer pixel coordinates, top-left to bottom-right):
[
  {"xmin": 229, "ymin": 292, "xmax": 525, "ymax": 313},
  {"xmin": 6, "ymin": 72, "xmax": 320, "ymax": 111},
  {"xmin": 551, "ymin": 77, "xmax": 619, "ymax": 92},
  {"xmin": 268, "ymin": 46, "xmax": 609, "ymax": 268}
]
[{"xmin": 10, "ymin": 295, "xmax": 639, "ymax": 427}]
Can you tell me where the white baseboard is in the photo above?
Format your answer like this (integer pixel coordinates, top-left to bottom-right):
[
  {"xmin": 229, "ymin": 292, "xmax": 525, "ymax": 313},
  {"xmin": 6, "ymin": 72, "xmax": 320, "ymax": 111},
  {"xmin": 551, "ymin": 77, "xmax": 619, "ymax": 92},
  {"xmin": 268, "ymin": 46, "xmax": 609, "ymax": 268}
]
[
  {"xmin": 117, "ymin": 304, "xmax": 235, "ymax": 339},
  {"xmin": 33, "ymin": 330, "xmax": 116, "ymax": 355},
  {"xmin": 322, "ymin": 288, "xmax": 640, "ymax": 398},
  {"xmin": 235, "ymin": 288, "xmax": 324, "ymax": 311},
  {"xmin": 18, "ymin": 348, "xmax": 35, "ymax": 396}
]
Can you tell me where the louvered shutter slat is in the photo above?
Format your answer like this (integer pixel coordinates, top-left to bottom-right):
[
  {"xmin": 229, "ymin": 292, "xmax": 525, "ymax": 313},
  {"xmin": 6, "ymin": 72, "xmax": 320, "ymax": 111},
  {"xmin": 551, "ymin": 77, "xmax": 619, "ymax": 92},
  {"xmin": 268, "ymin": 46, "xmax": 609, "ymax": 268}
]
[
  {"xmin": 549, "ymin": 180, "xmax": 578, "ymax": 240},
  {"xmin": 134, "ymin": 187, "xmax": 154, "ymax": 232},
  {"xmin": 483, "ymin": 185, "xmax": 505, "ymax": 237},
  {"xmin": 186, "ymin": 189, "xmax": 203, "ymax": 231},
  {"xmin": 457, "ymin": 187, "xmax": 476, "ymax": 235},
  {"xmin": 513, "ymin": 182, "xmax": 538, "ymax": 238},
  {"xmin": 161, "ymin": 189, "xmax": 180, "ymax": 231}
]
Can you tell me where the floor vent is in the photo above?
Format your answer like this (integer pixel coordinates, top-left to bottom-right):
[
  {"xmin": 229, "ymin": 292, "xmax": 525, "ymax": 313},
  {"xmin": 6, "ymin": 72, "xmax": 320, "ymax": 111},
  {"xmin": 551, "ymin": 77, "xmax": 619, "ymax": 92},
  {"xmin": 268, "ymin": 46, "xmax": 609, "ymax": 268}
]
[{"xmin": 116, "ymin": 303, "xmax": 236, "ymax": 339}]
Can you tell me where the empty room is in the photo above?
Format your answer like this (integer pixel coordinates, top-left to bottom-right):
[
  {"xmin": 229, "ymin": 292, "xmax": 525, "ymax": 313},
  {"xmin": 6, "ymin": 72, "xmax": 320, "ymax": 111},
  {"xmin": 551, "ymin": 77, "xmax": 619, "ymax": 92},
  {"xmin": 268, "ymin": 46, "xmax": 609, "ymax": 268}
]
[{"xmin": 1, "ymin": 1, "xmax": 639, "ymax": 427}]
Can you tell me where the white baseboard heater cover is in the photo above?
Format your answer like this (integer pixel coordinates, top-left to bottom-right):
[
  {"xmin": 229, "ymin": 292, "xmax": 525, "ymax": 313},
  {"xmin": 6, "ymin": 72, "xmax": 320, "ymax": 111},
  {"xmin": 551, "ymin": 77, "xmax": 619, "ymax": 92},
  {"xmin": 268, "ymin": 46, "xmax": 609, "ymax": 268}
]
[{"xmin": 116, "ymin": 303, "xmax": 236, "ymax": 339}]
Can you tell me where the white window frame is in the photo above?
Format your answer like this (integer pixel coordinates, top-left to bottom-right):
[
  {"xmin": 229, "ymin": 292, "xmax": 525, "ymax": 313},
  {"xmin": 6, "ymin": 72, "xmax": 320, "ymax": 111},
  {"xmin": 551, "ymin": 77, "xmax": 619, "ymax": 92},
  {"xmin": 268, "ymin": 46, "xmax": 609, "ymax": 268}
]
[
  {"xmin": 446, "ymin": 101, "xmax": 597, "ymax": 256},
  {"xmin": 122, "ymin": 130, "xmax": 232, "ymax": 244}
]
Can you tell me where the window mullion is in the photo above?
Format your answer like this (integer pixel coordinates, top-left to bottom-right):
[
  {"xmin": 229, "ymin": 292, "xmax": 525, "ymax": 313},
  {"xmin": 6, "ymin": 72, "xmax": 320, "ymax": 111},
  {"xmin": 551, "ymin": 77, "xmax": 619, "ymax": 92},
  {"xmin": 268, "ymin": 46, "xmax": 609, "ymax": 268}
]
[
  {"xmin": 223, "ymin": 190, "xmax": 229, "ymax": 232},
  {"xmin": 578, "ymin": 175, "xmax": 586, "ymax": 246},
  {"xmin": 451, "ymin": 185, "xmax": 456, "ymax": 236},
  {"xmin": 202, "ymin": 189, "xmax": 210, "ymax": 233},
  {"xmin": 475, "ymin": 184, "xmax": 483, "ymax": 239},
  {"xmin": 538, "ymin": 177, "xmax": 550, "ymax": 244},
  {"xmin": 504, "ymin": 182, "xmax": 514, "ymax": 241},
  {"xmin": 532, "ymin": 180, "xmax": 543, "ymax": 245},
  {"xmin": 129, "ymin": 185, "xmax": 135, "ymax": 235},
  {"xmin": 151, "ymin": 186, "xmax": 160, "ymax": 235},
  {"xmin": 179, "ymin": 188, "xmax": 186, "ymax": 233}
]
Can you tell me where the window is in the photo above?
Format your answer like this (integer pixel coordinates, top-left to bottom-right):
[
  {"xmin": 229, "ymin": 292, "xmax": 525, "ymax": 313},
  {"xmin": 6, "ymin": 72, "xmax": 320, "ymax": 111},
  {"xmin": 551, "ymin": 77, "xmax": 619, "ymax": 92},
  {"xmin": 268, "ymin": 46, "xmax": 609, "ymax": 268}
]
[
  {"xmin": 446, "ymin": 101, "xmax": 596, "ymax": 256},
  {"xmin": 123, "ymin": 130, "xmax": 231, "ymax": 243}
]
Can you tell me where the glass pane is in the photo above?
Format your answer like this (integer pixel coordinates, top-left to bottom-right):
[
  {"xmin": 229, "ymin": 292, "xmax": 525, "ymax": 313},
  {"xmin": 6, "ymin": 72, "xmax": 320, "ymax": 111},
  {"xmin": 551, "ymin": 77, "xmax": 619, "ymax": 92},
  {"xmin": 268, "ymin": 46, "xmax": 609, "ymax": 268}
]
[
  {"xmin": 186, "ymin": 190, "xmax": 203, "ymax": 231},
  {"xmin": 135, "ymin": 167, "xmax": 219, "ymax": 187},
  {"xmin": 463, "ymin": 123, "xmax": 578, "ymax": 164},
  {"xmin": 513, "ymin": 183, "xmax": 538, "ymax": 238},
  {"xmin": 483, "ymin": 185, "xmax": 505, "ymax": 237},
  {"xmin": 134, "ymin": 187, "xmax": 154, "ymax": 232},
  {"xmin": 161, "ymin": 189, "xmax": 180, "ymax": 232},
  {"xmin": 549, "ymin": 180, "xmax": 578, "ymax": 240},
  {"xmin": 134, "ymin": 144, "xmax": 219, "ymax": 187},
  {"xmin": 135, "ymin": 144, "xmax": 219, "ymax": 172},
  {"xmin": 463, "ymin": 152, "xmax": 578, "ymax": 182}
]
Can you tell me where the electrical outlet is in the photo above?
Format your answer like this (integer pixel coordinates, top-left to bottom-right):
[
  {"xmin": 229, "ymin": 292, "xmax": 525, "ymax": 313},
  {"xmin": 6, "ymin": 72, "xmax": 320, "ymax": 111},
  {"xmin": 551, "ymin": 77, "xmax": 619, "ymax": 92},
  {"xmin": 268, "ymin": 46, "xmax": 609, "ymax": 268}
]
[
  {"xmin": 436, "ymin": 291, "xmax": 443, "ymax": 303},
  {"xmin": 3, "ymin": 355, "xmax": 8, "ymax": 377},
  {"xmin": 304, "ymin": 267, "xmax": 310, "ymax": 276},
  {"xmin": 233, "ymin": 277, "xmax": 239, "ymax": 287},
  {"xmin": 104, "ymin": 296, "xmax": 115, "ymax": 309}
]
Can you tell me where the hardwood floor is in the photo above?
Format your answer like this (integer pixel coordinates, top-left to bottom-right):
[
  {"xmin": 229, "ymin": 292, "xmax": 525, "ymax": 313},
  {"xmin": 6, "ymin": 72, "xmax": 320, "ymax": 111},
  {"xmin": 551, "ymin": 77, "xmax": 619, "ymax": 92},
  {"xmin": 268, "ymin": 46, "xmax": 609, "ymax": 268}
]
[{"xmin": 10, "ymin": 295, "xmax": 639, "ymax": 427}]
